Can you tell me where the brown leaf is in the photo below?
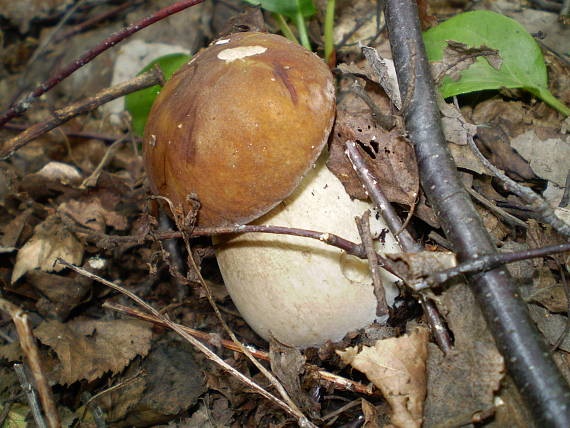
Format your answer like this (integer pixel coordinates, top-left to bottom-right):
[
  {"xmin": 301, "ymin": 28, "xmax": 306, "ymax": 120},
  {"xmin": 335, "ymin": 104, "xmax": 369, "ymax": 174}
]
[
  {"xmin": 432, "ymin": 41, "xmax": 502, "ymax": 83},
  {"xmin": 424, "ymin": 283, "xmax": 504, "ymax": 426},
  {"xmin": 525, "ymin": 267, "xmax": 567, "ymax": 313},
  {"xmin": 338, "ymin": 327, "xmax": 429, "ymax": 428},
  {"xmin": 269, "ymin": 340, "xmax": 319, "ymax": 419},
  {"xmin": 328, "ymin": 109, "xmax": 438, "ymax": 226},
  {"xmin": 59, "ymin": 196, "xmax": 128, "ymax": 232},
  {"xmin": 11, "ymin": 216, "xmax": 84, "ymax": 283},
  {"xmin": 35, "ymin": 319, "xmax": 152, "ymax": 384},
  {"xmin": 385, "ymin": 251, "xmax": 456, "ymax": 281}
]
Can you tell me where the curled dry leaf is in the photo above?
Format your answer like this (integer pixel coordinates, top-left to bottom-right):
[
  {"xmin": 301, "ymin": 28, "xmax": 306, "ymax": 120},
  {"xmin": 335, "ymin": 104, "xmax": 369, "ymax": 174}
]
[
  {"xmin": 34, "ymin": 319, "xmax": 152, "ymax": 384},
  {"xmin": 11, "ymin": 216, "xmax": 83, "ymax": 284},
  {"xmin": 431, "ymin": 41, "xmax": 502, "ymax": 83},
  {"xmin": 337, "ymin": 327, "xmax": 429, "ymax": 428}
]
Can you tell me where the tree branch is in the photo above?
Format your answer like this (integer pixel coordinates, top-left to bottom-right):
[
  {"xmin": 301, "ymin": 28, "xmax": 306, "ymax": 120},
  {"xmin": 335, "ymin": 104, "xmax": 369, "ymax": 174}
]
[{"xmin": 384, "ymin": 1, "xmax": 570, "ymax": 426}]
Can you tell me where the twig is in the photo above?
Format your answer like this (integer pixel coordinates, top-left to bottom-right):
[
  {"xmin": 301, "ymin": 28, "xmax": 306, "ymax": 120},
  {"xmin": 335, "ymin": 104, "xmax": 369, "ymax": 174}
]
[
  {"xmin": 13, "ymin": 364, "xmax": 47, "ymax": 428},
  {"xmin": 79, "ymin": 370, "xmax": 144, "ymax": 424},
  {"xmin": 348, "ymin": 78, "xmax": 395, "ymax": 129},
  {"xmin": 0, "ymin": 299, "xmax": 60, "ymax": 428},
  {"xmin": 384, "ymin": 2, "xmax": 570, "ymax": 424},
  {"xmin": 80, "ymin": 136, "xmax": 128, "ymax": 188},
  {"xmin": 104, "ymin": 302, "xmax": 376, "ymax": 396},
  {"xmin": 4, "ymin": 122, "xmax": 122, "ymax": 142},
  {"xmin": 61, "ymin": 216, "xmax": 405, "ymax": 278},
  {"xmin": 413, "ymin": 242, "xmax": 570, "ymax": 291},
  {"xmin": 467, "ymin": 134, "xmax": 570, "ymax": 237},
  {"xmin": 551, "ymin": 261, "xmax": 570, "ymax": 351},
  {"xmin": 56, "ymin": 259, "xmax": 316, "ymax": 428},
  {"xmin": 55, "ymin": 1, "xmax": 139, "ymax": 42},
  {"xmin": 0, "ymin": 67, "xmax": 164, "ymax": 160},
  {"xmin": 345, "ymin": 140, "xmax": 453, "ymax": 354},
  {"xmin": 0, "ymin": 0, "xmax": 205, "ymax": 127},
  {"xmin": 355, "ymin": 211, "xmax": 388, "ymax": 316},
  {"xmin": 466, "ymin": 186, "xmax": 528, "ymax": 229}
]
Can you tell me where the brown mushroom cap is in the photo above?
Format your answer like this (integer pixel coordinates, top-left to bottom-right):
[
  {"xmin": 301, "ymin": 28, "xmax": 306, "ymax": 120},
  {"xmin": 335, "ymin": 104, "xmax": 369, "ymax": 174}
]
[{"xmin": 143, "ymin": 32, "xmax": 336, "ymax": 226}]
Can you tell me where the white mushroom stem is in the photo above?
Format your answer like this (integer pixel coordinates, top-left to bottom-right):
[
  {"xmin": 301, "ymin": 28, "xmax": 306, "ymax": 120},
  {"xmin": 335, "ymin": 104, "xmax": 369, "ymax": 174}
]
[{"xmin": 214, "ymin": 152, "xmax": 401, "ymax": 348}]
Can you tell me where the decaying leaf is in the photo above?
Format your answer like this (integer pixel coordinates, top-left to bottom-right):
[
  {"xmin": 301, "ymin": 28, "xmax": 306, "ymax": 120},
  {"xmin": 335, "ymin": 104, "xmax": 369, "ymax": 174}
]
[
  {"xmin": 436, "ymin": 95, "xmax": 478, "ymax": 145},
  {"xmin": 328, "ymin": 109, "xmax": 438, "ymax": 226},
  {"xmin": 432, "ymin": 41, "xmax": 502, "ymax": 83},
  {"xmin": 102, "ymin": 342, "xmax": 206, "ymax": 425},
  {"xmin": 510, "ymin": 130, "xmax": 570, "ymax": 187},
  {"xmin": 525, "ymin": 267, "xmax": 568, "ymax": 314},
  {"xmin": 11, "ymin": 216, "xmax": 84, "ymax": 284},
  {"xmin": 360, "ymin": 47, "xmax": 402, "ymax": 109},
  {"xmin": 528, "ymin": 305, "xmax": 570, "ymax": 352},
  {"xmin": 35, "ymin": 319, "xmax": 152, "ymax": 384},
  {"xmin": 385, "ymin": 251, "xmax": 456, "ymax": 281},
  {"xmin": 424, "ymin": 283, "xmax": 505, "ymax": 426},
  {"xmin": 269, "ymin": 340, "xmax": 319, "ymax": 419},
  {"xmin": 59, "ymin": 197, "xmax": 129, "ymax": 232},
  {"xmin": 338, "ymin": 327, "xmax": 429, "ymax": 428}
]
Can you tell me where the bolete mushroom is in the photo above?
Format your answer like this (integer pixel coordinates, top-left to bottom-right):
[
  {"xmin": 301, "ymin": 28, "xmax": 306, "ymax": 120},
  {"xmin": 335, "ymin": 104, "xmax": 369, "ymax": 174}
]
[{"xmin": 144, "ymin": 32, "xmax": 400, "ymax": 348}]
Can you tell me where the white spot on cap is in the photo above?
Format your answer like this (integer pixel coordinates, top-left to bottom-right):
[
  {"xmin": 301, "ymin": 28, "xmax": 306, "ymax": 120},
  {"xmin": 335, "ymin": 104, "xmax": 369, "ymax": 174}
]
[
  {"xmin": 215, "ymin": 39, "xmax": 230, "ymax": 45},
  {"xmin": 217, "ymin": 46, "xmax": 267, "ymax": 62}
]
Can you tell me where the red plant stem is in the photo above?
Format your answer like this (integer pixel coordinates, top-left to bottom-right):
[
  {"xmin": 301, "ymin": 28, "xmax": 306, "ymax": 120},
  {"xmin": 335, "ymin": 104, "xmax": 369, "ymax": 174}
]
[{"xmin": 0, "ymin": 0, "xmax": 205, "ymax": 128}]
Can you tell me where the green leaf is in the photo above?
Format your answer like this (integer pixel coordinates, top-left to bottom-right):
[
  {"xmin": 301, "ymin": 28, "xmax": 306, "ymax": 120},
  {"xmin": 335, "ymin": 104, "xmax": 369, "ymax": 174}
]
[
  {"xmin": 243, "ymin": 0, "xmax": 316, "ymax": 18},
  {"xmin": 423, "ymin": 10, "xmax": 569, "ymax": 116},
  {"xmin": 124, "ymin": 53, "xmax": 191, "ymax": 136}
]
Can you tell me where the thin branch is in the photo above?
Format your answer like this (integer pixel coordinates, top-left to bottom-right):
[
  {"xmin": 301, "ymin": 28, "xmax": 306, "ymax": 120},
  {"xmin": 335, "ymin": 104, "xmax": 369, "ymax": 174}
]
[
  {"xmin": 467, "ymin": 134, "xmax": 570, "ymax": 237},
  {"xmin": 414, "ymin": 242, "xmax": 570, "ymax": 291},
  {"xmin": 14, "ymin": 364, "xmax": 47, "ymax": 428},
  {"xmin": 384, "ymin": 2, "xmax": 570, "ymax": 425},
  {"xmin": 0, "ymin": 300, "xmax": 60, "ymax": 428},
  {"xmin": 346, "ymin": 140, "xmax": 453, "ymax": 354},
  {"xmin": 0, "ymin": 0, "xmax": 205, "ymax": 127},
  {"xmin": 103, "ymin": 302, "xmax": 376, "ymax": 396},
  {"xmin": 0, "ymin": 67, "xmax": 164, "ymax": 160},
  {"xmin": 355, "ymin": 211, "xmax": 388, "ymax": 316}
]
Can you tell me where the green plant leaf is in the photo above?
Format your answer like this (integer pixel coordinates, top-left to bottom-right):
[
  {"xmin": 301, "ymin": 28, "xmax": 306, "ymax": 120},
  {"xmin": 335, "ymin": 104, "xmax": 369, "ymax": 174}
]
[
  {"xmin": 124, "ymin": 53, "xmax": 191, "ymax": 136},
  {"xmin": 423, "ymin": 10, "xmax": 569, "ymax": 116},
  {"xmin": 243, "ymin": 0, "xmax": 316, "ymax": 18}
]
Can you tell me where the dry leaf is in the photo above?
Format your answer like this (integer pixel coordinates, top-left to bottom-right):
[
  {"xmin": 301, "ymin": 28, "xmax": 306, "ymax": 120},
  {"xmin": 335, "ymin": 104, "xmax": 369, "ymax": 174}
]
[
  {"xmin": 269, "ymin": 340, "xmax": 319, "ymax": 419},
  {"xmin": 510, "ymin": 130, "xmax": 570, "ymax": 187},
  {"xmin": 338, "ymin": 327, "xmax": 429, "ymax": 428},
  {"xmin": 432, "ymin": 41, "xmax": 502, "ymax": 82},
  {"xmin": 35, "ymin": 319, "xmax": 152, "ymax": 384},
  {"xmin": 59, "ymin": 197, "xmax": 129, "ymax": 232},
  {"xmin": 526, "ymin": 267, "xmax": 567, "ymax": 313},
  {"xmin": 11, "ymin": 216, "xmax": 83, "ymax": 283},
  {"xmin": 424, "ymin": 283, "xmax": 504, "ymax": 426},
  {"xmin": 385, "ymin": 251, "xmax": 456, "ymax": 281}
]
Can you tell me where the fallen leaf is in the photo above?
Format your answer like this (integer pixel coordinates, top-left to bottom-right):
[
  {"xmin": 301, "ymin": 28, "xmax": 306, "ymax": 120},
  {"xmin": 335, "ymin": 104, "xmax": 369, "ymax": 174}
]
[
  {"xmin": 59, "ymin": 197, "xmax": 129, "ymax": 232},
  {"xmin": 423, "ymin": 283, "xmax": 504, "ymax": 426},
  {"xmin": 432, "ymin": 41, "xmax": 502, "ymax": 83},
  {"xmin": 528, "ymin": 305, "xmax": 570, "ymax": 352},
  {"xmin": 11, "ymin": 216, "xmax": 83, "ymax": 284},
  {"xmin": 338, "ymin": 327, "xmax": 429, "ymax": 428},
  {"xmin": 270, "ymin": 340, "xmax": 319, "ymax": 419},
  {"xmin": 35, "ymin": 318, "xmax": 152, "ymax": 384},
  {"xmin": 510, "ymin": 130, "xmax": 570, "ymax": 187},
  {"xmin": 385, "ymin": 251, "xmax": 456, "ymax": 281}
]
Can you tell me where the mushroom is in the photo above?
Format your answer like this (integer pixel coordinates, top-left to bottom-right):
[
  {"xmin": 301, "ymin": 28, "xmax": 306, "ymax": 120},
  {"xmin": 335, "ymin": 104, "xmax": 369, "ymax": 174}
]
[{"xmin": 144, "ymin": 32, "xmax": 400, "ymax": 348}]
